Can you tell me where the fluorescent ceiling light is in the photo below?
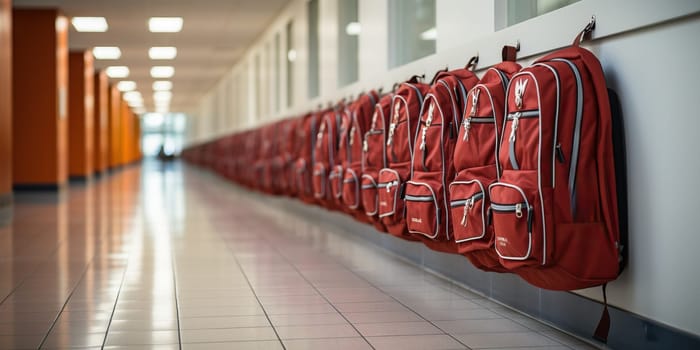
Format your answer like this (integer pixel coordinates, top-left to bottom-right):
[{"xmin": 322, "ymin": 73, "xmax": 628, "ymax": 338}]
[
  {"xmin": 148, "ymin": 17, "xmax": 183, "ymax": 32},
  {"xmin": 152, "ymin": 81, "xmax": 173, "ymax": 91},
  {"xmin": 71, "ymin": 17, "xmax": 108, "ymax": 32},
  {"xmin": 92, "ymin": 46, "xmax": 121, "ymax": 59},
  {"xmin": 128, "ymin": 100, "xmax": 144, "ymax": 107},
  {"xmin": 154, "ymin": 91, "xmax": 172, "ymax": 102},
  {"xmin": 123, "ymin": 91, "xmax": 142, "ymax": 102},
  {"xmin": 149, "ymin": 46, "xmax": 177, "ymax": 60},
  {"xmin": 345, "ymin": 22, "xmax": 361, "ymax": 36},
  {"xmin": 156, "ymin": 106, "xmax": 170, "ymax": 114},
  {"xmin": 151, "ymin": 66, "xmax": 174, "ymax": 78},
  {"xmin": 105, "ymin": 66, "xmax": 129, "ymax": 78},
  {"xmin": 133, "ymin": 107, "xmax": 146, "ymax": 114},
  {"xmin": 287, "ymin": 49, "xmax": 297, "ymax": 62},
  {"xmin": 420, "ymin": 27, "xmax": 437, "ymax": 41},
  {"xmin": 117, "ymin": 81, "xmax": 136, "ymax": 91}
]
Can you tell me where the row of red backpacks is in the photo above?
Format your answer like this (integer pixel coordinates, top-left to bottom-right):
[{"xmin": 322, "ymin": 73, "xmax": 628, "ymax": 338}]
[{"xmin": 184, "ymin": 22, "xmax": 627, "ymax": 297}]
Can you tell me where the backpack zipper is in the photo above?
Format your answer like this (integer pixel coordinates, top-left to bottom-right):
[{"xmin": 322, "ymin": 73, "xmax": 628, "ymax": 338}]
[
  {"xmin": 450, "ymin": 192, "xmax": 484, "ymax": 227},
  {"xmin": 405, "ymin": 194, "xmax": 434, "ymax": 202},
  {"xmin": 507, "ymin": 110, "xmax": 539, "ymax": 170},
  {"xmin": 490, "ymin": 202, "xmax": 533, "ymax": 233},
  {"xmin": 550, "ymin": 58, "xmax": 584, "ymax": 216}
]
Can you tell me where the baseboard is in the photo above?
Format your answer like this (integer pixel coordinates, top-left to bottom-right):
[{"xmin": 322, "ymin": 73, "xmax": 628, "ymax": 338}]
[
  {"xmin": 13, "ymin": 183, "xmax": 64, "ymax": 191},
  {"xmin": 0, "ymin": 192, "xmax": 12, "ymax": 207},
  {"xmin": 0, "ymin": 192, "xmax": 12, "ymax": 227}
]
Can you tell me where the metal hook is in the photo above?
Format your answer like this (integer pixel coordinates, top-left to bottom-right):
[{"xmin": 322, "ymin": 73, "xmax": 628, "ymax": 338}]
[{"xmin": 515, "ymin": 40, "xmax": 521, "ymax": 52}]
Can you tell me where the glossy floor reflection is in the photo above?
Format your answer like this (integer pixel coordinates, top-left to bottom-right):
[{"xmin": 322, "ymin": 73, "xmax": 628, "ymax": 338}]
[{"xmin": 0, "ymin": 161, "xmax": 595, "ymax": 349}]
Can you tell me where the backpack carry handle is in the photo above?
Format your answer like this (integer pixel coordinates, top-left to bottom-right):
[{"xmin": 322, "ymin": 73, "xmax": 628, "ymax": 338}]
[
  {"xmin": 574, "ymin": 15, "xmax": 596, "ymax": 46},
  {"xmin": 429, "ymin": 67, "xmax": 448, "ymax": 85}
]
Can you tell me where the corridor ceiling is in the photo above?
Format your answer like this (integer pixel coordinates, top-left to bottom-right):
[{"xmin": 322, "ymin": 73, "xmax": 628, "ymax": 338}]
[{"xmin": 14, "ymin": 0, "xmax": 290, "ymax": 113}]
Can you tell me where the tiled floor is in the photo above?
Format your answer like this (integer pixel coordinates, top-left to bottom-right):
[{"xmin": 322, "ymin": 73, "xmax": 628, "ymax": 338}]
[{"xmin": 0, "ymin": 161, "xmax": 597, "ymax": 349}]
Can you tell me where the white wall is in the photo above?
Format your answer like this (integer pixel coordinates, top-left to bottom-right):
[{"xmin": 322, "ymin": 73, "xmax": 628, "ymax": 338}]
[{"xmin": 186, "ymin": 0, "xmax": 700, "ymax": 336}]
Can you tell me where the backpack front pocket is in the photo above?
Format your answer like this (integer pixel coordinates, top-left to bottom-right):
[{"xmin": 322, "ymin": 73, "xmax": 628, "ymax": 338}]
[
  {"xmin": 449, "ymin": 179, "xmax": 487, "ymax": 247},
  {"xmin": 405, "ymin": 180, "xmax": 443, "ymax": 240},
  {"xmin": 329, "ymin": 165, "xmax": 344, "ymax": 200},
  {"xmin": 361, "ymin": 174, "xmax": 379, "ymax": 216},
  {"xmin": 377, "ymin": 168, "xmax": 403, "ymax": 220},
  {"xmin": 312, "ymin": 163, "xmax": 327, "ymax": 199},
  {"xmin": 342, "ymin": 168, "xmax": 360, "ymax": 209},
  {"xmin": 489, "ymin": 170, "xmax": 551, "ymax": 269}
]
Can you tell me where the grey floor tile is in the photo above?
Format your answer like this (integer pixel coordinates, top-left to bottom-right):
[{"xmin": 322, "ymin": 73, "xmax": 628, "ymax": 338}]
[
  {"xmin": 179, "ymin": 315, "xmax": 271, "ymax": 329},
  {"xmin": 354, "ymin": 321, "xmax": 444, "ymax": 337},
  {"xmin": 434, "ymin": 318, "xmax": 531, "ymax": 334},
  {"xmin": 274, "ymin": 323, "xmax": 360, "ymax": 339},
  {"xmin": 180, "ymin": 327, "xmax": 278, "ymax": 343},
  {"xmin": 454, "ymin": 331, "xmax": 564, "ymax": 348},
  {"xmin": 342, "ymin": 310, "xmax": 424, "ymax": 323},
  {"xmin": 283, "ymin": 337, "xmax": 373, "ymax": 350},
  {"xmin": 366, "ymin": 334, "xmax": 467, "ymax": 350},
  {"xmin": 268, "ymin": 312, "xmax": 348, "ymax": 326}
]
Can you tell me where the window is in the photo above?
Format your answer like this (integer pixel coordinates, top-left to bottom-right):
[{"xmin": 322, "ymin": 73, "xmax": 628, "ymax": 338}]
[
  {"xmin": 307, "ymin": 0, "xmax": 320, "ymax": 98},
  {"xmin": 502, "ymin": 0, "xmax": 580, "ymax": 28},
  {"xmin": 275, "ymin": 33, "xmax": 281, "ymax": 112},
  {"xmin": 338, "ymin": 0, "xmax": 359, "ymax": 87},
  {"xmin": 255, "ymin": 54, "xmax": 261, "ymax": 118},
  {"xmin": 388, "ymin": 0, "xmax": 436, "ymax": 68},
  {"xmin": 286, "ymin": 21, "xmax": 294, "ymax": 108}
]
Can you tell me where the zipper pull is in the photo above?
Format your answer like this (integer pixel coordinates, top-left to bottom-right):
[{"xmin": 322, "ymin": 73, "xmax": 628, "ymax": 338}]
[
  {"xmin": 555, "ymin": 143, "xmax": 565, "ymax": 163},
  {"xmin": 387, "ymin": 101, "xmax": 400, "ymax": 146},
  {"xmin": 349, "ymin": 126, "xmax": 356, "ymax": 146},
  {"xmin": 462, "ymin": 117, "xmax": 471, "ymax": 141},
  {"xmin": 419, "ymin": 124, "xmax": 428, "ymax": 151},
  {"xmin": 387, "ymin": 123, "xmax": 396, "ymax": 146},
  {"xmin": 426, "ymin": 102, "xmax": 434, "ymax": 126},
  {"xmin": 386, "ymin": 181, "xmax": 392, "ymax": 193},
  {"xmin": 469, "ymin": 89, "xmax": 480, "ymax": 117},
  {"xmin": 363, "ymin": 139, "xmax": 368, "ymax": 153},
  {"xmin": 509, "ymin": 112, "xmax": 520, "ymax": 143},
  {"xmin": 461, "ymin": 198, "xmax": 472, "ymax": 226},
  {"xmin": 515, "ymin": 203, "xmax": 523, "ymax": 218}
]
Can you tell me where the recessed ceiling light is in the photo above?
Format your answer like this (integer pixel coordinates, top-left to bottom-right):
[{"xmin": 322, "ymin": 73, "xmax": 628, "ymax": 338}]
[
  {"xmin": 154, "ymin": 91, "xmax": 172, "ymax": 102},
  {"xmin": 117, "ymin": 81, "xmax": 137, "ymax": 91},
  {"xmin": 148, "ymin": 17, "xmax": 183, "ymax": 33},
  {"xmin": 123, "ymin": 91, "xmax": 142, "ymax": 102},
  {"xmin": 106, "ymin": 66, "xmax": 129, "ymax": 78},
  {"xmin": 128, "ymin": 100, "xmax": 144, "ymax": 107},
  {"xmin": 152, "ymin": 81, "xmax": 173, "ymax": 91},
  {"xmin": 345, "ymin": 22, "xmax": 361, "ymax": 36},
  {"xmin": 92, "ymin": 46, "xmax": 121, "ymax": 59},
  {"xmin": 149, "ymin": 47, "xmax": 177, "ymax": 60},
  {"xmin": 150, "ymin": 66, "xmax": 174, "ymax": 78},
  {"xmin": 71, "ymin": 17, "xmax": 108, "ymax": 32},
  {"xmin": 287, "ymin": 49, "xmax": 297, "ymax": 62}
]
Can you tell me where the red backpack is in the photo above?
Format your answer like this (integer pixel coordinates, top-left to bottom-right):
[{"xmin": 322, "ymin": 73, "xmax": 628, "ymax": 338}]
[
  {"xmin": 329, "ymin": 105, "xmax": 352, "ymax": 209},
  {"xmin": 312, "ymin": 105, "xmax": 343, "ymax": 209},
  {"xmin": 489, "ymin": 26, "xmax": 621, "ymax": 291},
  {"xmin": 340, "ymin": 91, "xmax": 380, "ymax": 221},
  {"xmin": 378, "ymin": 77, "xmax": 430, "ymax": 239},
  {"xmin": 449, "ymin": 48, "xmax": 521, "ymax": 270},
  {"xmin": 361, "ymin": 92, "xmax": 394, "ymax": 232},
  {"xmin": 294, "ymin": 112, "xmax": 322, "ymax": 204},
  {"xmin": 405, "ymin": 59, "xmax": 480, "ymax": 253}
]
